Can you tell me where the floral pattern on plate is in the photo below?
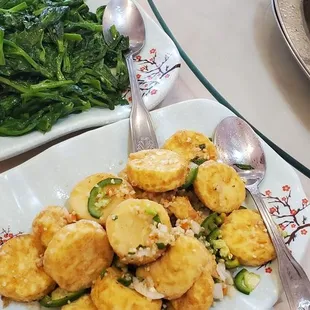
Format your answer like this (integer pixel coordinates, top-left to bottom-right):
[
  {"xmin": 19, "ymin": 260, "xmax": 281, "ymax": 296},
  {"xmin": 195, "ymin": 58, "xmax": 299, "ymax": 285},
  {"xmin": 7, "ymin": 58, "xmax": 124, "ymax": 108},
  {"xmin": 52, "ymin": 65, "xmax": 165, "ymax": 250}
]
[
  {"xmin": 0, "ymin": 227, "xmax": 23, "ymax": 246},
  {"xmin": 123, "ymin": 48, "xmax": 181, "ymax": 102},
  {"xmin": 256, "ymin": 185, "xmax": 309, "ymax": 273}
]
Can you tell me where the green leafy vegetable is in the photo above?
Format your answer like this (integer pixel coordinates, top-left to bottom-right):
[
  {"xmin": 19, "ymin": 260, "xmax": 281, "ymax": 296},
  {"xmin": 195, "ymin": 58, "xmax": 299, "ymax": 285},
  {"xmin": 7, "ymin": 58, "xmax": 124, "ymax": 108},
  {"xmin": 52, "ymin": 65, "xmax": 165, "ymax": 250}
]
[{"xmin": 0, "ymin": 0, "xmax": 129, "ymax": 136}]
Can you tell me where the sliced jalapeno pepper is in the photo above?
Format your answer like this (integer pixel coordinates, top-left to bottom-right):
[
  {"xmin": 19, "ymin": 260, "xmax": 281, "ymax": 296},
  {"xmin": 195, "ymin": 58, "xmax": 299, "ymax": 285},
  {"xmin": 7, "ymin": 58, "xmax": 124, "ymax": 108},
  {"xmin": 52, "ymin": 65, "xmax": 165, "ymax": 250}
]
[
  {"xmin": 39, "ymin": 287, "xmax": 88, "ymax": 308},
  {"xmin": 215, "ymin": 216, "xmax": 223, "ymax": 225},
  {"xmin": 181, "ymin": 164, "xmax": 198, "ymax": 189},
  {"xmin": 153, "ymin": 214, "xmax": 161, "ymax": 224},
  {"xmin": 207, "ymin": 228, "xmax": 221, "ymax": 242},
  {"xmin": 117, "ymin": 274, "xmax": 133, "ymax": 287},
  {"xmin": 88, "ymin": 177, "xmax": 122, "ymax": 219},
  {"xmin": 234, "ymin": 268, "xmax": 260, "ymax": 295},
  {"xmin": 225, "ymin": 257, "xmax": 240, "ymax": 269},
  {"xmin": 201, "ymin": 213, "xmax": 220, "ymax": 234},
  {"xmin": 234, "ymin": 164, "xmax": 254, "ymax": 170},
  {"xmin": 191, "ymin": 157, "xmax": 207, "ymax": 165},
  {"xmin": 156, "ymin": 242, "xmax": 166, "ymax": 249}
]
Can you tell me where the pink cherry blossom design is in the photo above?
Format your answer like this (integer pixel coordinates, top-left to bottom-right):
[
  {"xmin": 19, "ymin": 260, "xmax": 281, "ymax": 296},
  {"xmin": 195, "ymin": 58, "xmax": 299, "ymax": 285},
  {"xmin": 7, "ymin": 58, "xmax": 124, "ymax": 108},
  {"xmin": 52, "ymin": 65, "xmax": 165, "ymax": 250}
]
[
  {"xmin": 301, "ymin": 229, "xmax": 308, "ymax": 235},
  {"xmin": 265, "ymin": 190, "xmax": 272, "ymax": 196},
  {"xmin": 150, "ymin": 48, "xmax": 156, "ymax": 54},
  {"xmin": 290, "ymin": 209, "xmax": 297, "ymax": 216},
  {"xmin": 291, "ymin": 224, "xmax": 296, "ymax": 228},
  {"xmin": 279, "ymin": 224, "xmax": 285, "ymax": 230},
  {"xmin": 265, "ymin": 267, "xmax": 272, "ymax": 273},
  {"xmin": 135, "ymin": 55, "xmax": 142, "ymax": 61},
  {"xmin": 136, "ymin": 74, "xmax": 141, "ymax": 79},
  {"xmin": 151, "ymin": 89, "xmax": 157, "ymax": 95},
  {"xmin": 302, "ymin": 198, "xmax": 309, "ymax": 205},
  {"xmin": 282, "ymin": 185, "xmax": 291, "ymax": 192},
  {"xmin": 269, "ymin": 207, "xmax": 277, "ymax": 214},
  {"xmin": 165, "ymin": 74, "xmax": 170, "ymax": 78}
]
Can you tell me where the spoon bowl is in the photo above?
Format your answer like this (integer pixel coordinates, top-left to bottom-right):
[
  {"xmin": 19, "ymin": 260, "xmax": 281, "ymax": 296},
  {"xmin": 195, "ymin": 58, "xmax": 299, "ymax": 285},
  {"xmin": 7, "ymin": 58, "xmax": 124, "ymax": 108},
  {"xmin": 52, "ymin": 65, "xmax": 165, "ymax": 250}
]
[
  {"xmin": 214, "ymin": 116, "xmax": 310, "ymax": 310},
  {"xmin": 214, "ymin": 116, "xmax": 266, "ymax": 187},
  {"xmin": 102, "ymin": 0, "xmax": 145, "ymax": 54}
]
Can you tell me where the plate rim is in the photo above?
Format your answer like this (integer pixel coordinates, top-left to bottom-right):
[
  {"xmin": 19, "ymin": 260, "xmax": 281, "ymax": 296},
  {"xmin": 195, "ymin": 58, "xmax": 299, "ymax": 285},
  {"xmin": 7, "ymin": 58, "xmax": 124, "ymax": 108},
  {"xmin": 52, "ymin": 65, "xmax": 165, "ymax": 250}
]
[{"xmin": 272, "ymin": 0, "xmax": 310, "ymax": 78}]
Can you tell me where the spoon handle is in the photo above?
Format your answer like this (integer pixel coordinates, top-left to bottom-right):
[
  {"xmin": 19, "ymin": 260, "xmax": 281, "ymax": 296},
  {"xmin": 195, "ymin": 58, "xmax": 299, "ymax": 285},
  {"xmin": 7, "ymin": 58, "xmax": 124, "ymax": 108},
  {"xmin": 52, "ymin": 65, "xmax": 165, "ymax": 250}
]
[
  {"xmin": 126, "ymin": 53, "xmax": 158, "ymax": 152},
  {"xmin": 250, "ymin": 189, "xmax": 310, "ymax": 310}
]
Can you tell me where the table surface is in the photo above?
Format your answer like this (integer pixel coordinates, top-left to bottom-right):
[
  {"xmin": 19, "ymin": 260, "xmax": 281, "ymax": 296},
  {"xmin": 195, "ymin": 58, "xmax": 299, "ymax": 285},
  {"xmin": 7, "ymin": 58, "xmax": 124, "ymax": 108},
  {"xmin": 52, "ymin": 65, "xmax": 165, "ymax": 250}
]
[{"xmin": 0, "ymin": 0, "xmax": 309, "ymax": 307}]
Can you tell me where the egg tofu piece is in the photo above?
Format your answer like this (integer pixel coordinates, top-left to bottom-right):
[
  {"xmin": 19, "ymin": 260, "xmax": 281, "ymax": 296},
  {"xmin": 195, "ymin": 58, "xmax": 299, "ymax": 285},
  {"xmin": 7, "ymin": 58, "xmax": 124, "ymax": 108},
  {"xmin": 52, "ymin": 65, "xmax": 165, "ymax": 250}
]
[
  {"xmin": 106, "ymin": 199, "xmax": 172, "ymax": 265},
  {"xmin": 163, "ymin": 130, "xmax": 217, "ymax": 162},
  {"xmin": 32, "ymin": 206, "xmax": 70, "ymax": 247},
  {"xmin": 43, "ymin": 220, "xmax": 113, "ymax": 291},
  {"xmin": 0, "ymin": 234, "xmax": 55, "ymax": 302},
  {"xmin": 126, "ymin": 149, "xmax": 187, "ymax": 192},
  {"xmin": 68, "ymin": 173, "xmax": 135, "ymax": 225},
  {"xmin": 194, "ymin": 161, "xmax": 246, "ymax": 213},
  {"xmin": 91, "ymin": 267, "xmax": 162, "ymax": 310},
  {"xmin": 62, "ymin": 295, "xmax": 97, "ymax": 310},
  {"xmin": 167, "ymin": 196, "xmax": 200, "ymax": 221},
  {"xmin": 170, "ymin": 269, "xmax": 214, "ymax": 310},
  {"xmin": 221, "ymin": 209, "xmax": 276, "ymax": 266},
  {"xmin": 136, "ymin": 235, "xmax": 209, "ymax": 300}
]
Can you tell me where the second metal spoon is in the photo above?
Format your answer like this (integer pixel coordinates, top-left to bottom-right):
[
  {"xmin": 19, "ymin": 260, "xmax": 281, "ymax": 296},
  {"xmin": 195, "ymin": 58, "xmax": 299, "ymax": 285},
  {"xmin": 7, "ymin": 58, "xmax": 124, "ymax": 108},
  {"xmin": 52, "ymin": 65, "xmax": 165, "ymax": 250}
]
[{"xmin": 214, "ymin": 116, "xmax": 310, "ymax": 310}]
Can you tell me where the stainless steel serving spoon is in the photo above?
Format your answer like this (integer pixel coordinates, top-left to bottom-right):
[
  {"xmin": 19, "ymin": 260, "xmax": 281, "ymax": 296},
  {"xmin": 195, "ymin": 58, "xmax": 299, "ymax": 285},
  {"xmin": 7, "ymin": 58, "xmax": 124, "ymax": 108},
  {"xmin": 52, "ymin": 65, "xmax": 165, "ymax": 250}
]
[
  {"xmin": 214, "ymin": 116, "xmax": 310, "ymax": 310},
  {"xmin": 102, "ymin": 0, "xmax": 158, "ymax": 152}
]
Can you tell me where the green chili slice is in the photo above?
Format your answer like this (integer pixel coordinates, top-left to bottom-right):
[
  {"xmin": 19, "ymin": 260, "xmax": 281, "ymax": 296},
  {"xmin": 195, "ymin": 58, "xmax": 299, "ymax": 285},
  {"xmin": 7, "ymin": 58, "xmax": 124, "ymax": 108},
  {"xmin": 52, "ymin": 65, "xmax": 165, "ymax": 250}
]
[
  {"xmin": 181, "ymin": 165, "xmax": 198, "ymax": 189},
  {"xmin": 234, "ymin": 164, "xmax": 254, "ymax": 170},
  {"xmin": 191, "ymin": 156, "xmax": 207, "ymax": 165},
  {"xmin": 88, "ymin": 178, "xmax": 123, "ymax": 219},
  {"xmin": 145, "ymin": 207, "xmax": 157, "ymax": 216},
  {"xmin": 153, "ymin": 214, "xmax": 161, "ymax": 224},
  {"xmin": 156, "ymin": 242, "xmax": 166, "ymax": 249},
  {"xmin": 201, "ymin": 213, "xmax": 221, "ymax": 235},
  {"xmin": 234, "ymin": 268, "xmax": 261, "ymax": 295},
  {"xmin": 39, "ymin": 288, "xmax": 88, "ymax": 308},
  {"xmin": 117, "ymin": 274, "xmax": 133, "ymax": 287},
  {"xmin": 207, "ymin": 228, "xmax": 221, "ymax": 243},
  {"xmin": 225, "ymin": 257, "xmax": 240, "ymax": 269}
]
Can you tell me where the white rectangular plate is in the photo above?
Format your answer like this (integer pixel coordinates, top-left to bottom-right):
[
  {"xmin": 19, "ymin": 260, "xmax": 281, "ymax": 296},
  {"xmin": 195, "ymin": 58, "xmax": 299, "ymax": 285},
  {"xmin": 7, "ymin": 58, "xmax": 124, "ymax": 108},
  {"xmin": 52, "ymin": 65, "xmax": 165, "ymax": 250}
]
[
  {"xmin": 0, "ymin": 99, "xmax": 309, "ymax": 309},
  {"xmin": 0, "ymin": 0, "xmax": 180, "ymax": 161}
]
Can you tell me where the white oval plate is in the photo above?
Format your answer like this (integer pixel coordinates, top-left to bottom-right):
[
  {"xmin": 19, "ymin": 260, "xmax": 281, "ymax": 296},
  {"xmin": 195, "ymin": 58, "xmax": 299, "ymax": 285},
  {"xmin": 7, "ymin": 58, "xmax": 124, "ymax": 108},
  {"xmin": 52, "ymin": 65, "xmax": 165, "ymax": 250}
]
[
  {"xmin": 0, "ymin": 0, "xmax": 181, "ymax": 161},
  {"xmin": 0, "ymin": 99, "xmax": 309, "ymax": 310}
]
